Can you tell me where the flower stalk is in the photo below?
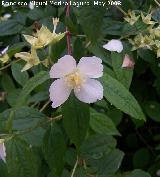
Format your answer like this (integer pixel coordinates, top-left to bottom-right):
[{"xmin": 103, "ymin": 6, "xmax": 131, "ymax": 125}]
[{"xmin": 66, "ymin": 0, "xmax": 72, "ymax": 55}]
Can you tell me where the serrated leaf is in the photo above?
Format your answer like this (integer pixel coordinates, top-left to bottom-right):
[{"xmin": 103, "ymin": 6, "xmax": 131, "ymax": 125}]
[
  {"xmin": 6, "ymin": 138, "xmax": 38, "ymax": 177},
  {"xmin": 90, "ymin": 112, "xmax": 120, "ymax": 136},
  {"xmin": 1, "ymin": 74, "xmax": 15, "ymax": 93},
  {"xmin": 11, "ymin": 63, "xmax": 29, "ymax": 86},
  {"xmin": 98, "ymin": 149, "xmax": 124, "ymax": 177},
  {"xmin": 111, "ymin": 52, "xmax": 133, "ymax": 89},
  {"xmin": 15, "ymin": 71, "xmax": 49, "ymax": 107},
  {"xmin": 78, "ymin": 6, "xmax": 105, "ymax": 43},
  {"xmin": 103, "ymin": 74, "xmax": 145, "ymax": 120},
  {"xmin": 80, "ymin": 134, "xmax": 116, "ymax": 159},
  {"xmin": 62, "ymin": 94, "xmax": 90, "ymax": 149},
  {"xmin": 43, "ymin": 124, "xmax": 66, "ymax": 177},
  {"xmin": 143, "ymin": 101, "xmax": 160, "ymax": 122}
]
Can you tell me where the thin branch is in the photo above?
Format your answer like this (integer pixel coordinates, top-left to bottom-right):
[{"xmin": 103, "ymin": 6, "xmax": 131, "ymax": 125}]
[
  {"xmin": 71, "ymin": 156, "xmax": 79, "ymax": 177},
  {"xmin": 115, "ymin": 6, "xmax": 127, "ymax": 16},
  {"xmin": 40, "ymin": 100, "xmax": 51, "ymax": 112},
  {"xmin": 136, "ymin": 129, "xmax": 156, "ymax": 156},
  {"xmin": 154, "ymin": 0, "xmax": 160, "ymax": 6},
  {"xmin": 66, "ymin": 0, "xmax": 72, "ymax": 55},
  {"xmin": 0, "ymin": 59, "xmax": 21, "ymax": 71}
]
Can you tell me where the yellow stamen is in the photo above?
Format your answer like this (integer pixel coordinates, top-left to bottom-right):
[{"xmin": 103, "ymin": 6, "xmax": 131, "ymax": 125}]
[{"xmin": 64, "ymin": 70, "xmax": 85, "ymax": 90}]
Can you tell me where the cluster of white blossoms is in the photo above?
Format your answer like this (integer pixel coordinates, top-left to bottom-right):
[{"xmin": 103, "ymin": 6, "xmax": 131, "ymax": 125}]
[{"xmin": 49, "ymin": 55, "xmax": 103, "ymax": 108}]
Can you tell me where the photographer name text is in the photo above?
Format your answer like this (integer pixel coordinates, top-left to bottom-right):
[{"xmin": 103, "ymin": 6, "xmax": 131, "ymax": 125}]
[{"xmin": 2, "ymin": 1, "xmax": 122, "ymax": 7}]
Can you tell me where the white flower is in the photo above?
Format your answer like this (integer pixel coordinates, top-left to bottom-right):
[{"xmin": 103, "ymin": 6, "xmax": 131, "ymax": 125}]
[
  {"xmin": 0, "ymin": 46, "xmax": 9, "ymax": 63},
  {"xmin": 0, "ymin": 140, "xmax": 6, "ymax": 162},
  {"xmin": 29, "ymin": 1, "xmax": 35, "ymax": 10},
  {"xmin": 103, "ymin": 39, "xmax": 123, "ymax": 53},
  {"xmin": 49, "ymin": 55, "xmax": 103, "ymax": 108},
  {"xmin": 3, "ymin": 14, "xmax": 11, "ymax": 19},
  {"xmin": 0, "ymin": 46, "xmax": 9, "ymax": 56}
]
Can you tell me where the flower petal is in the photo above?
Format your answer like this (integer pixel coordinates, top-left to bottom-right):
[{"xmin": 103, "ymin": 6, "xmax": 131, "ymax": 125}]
[
  {"xmin": 23, "ymin": 35, "xmax": 37, "ymax": 46},
  {"xmin": 122, "ymin": 54, "xmax": 135, "ymax": 68},
  {"xmin": 74, "ymin": 79, "xmax": 103, "ymax": 103},
  {"xmin": 103, "ymin": 39, "xmax": 123, "ymax": 53},
  {"xmin": 49, "ymin": 79, "xmax": 72, "ymax": 108},
  {"xmin": 38, "ymin": 25, "xmax": 53, "ymax": 46},
  {"xmin": 50, "ymin": 55, "xmax": 76, "ymax": 78},
  {"xmin": 0, "ymin": 143, "xmax": 6, "ymax": 162},
  {"xmin": 1, "ymin": 46, "xmax": 9, "ymax": 55},
  {"xmin": 21, "ymin": 63, "xmax": 33, "ymax": 72},
  {"xmin": 77, "ymin": 56, "xmax": 103, "ymax": 78},
  {"xmin": 15, "ymin": 52, "xmax": 31, "ymax": 61}
]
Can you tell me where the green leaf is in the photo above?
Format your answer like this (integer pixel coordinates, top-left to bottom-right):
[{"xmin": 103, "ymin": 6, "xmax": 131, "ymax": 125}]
[
  {"xmin": 126, "ymin": 170, "xmax": 151, "ymax": 177},
  {"xmin": 27, "ymin": 8, "xmax": 44, "ymax": 20},
  {"xmin": 111, "ymin": 52, "xmax": 133, "ymax": 89},
  {"xmin": 78, "ymin": 6, "xmax": 105, "ymax": 43},
  {"xmin": 133, "ymin": 148, "xmax": 151, "ymax": 169},
  {"xmin": 15, "ymin": 71, "xmax": 49, "ymax": 107},
  {"xmin": 98, "ymin": 149, "xmax": 124, "ymax": 177},
  {"xmin": 107, "ymin": 108, "xmax": 123, "ymax": 126},
  {"xmin": 103, "ymin": 74, "xmax": 145, "ymax": 120},
  {"xmin": 49, "ymin": 38, "xmax": 66, "ymax": 63},
  {"xmin": 3, "ymin": 107, "xmax": 46, "ymax": 145},
  {"xmin": 0, "ymin": 20, "xmax": 23, "ymax": 36},
  {"xmin": 43, "ymin": 124, "xmax": 66, "ymax": 177},
  {"xmin": 62, "ymin": 94, "xmax": 90, "ymax": 149},
  {"xmin": 8, "ymin": 42, "xmax": 28, "ymax": 57},
  {"xmin": 80, "ymin": 134, "xmax": 116, "ymax": 159},
  {"xmin": 90, "ymin": 111, "xmax": 120, "ymax": 136},
  {"xmin": 1, "ymin": 74, "xmax": 15, "ymax": 93},
  {"xmin": 73, "ymin": 38, "xmax": 85, "ymax": 60},
  {"xmin": 143, "ymin": 101, "xmax": 160, "ymax": 122},
  {"xmin": 88, "ymin": 44, "xmax": 111, "ymax": 65},
  {"xmin": 0, "ymin": 161, "xmax": 9, "ymax": 177},
  {"xmin": 6, "ymin": 89, "xmax": 21, "ymax": 107},
  {"xmin": 12, "ymin": 107, "xmax": 46, "ymax": 130},
  {"xmin": 137, "ymin": 49, "xmax": 156, "ymax": 63},
  {"xmin": 6, "ymin": 138, "xmax": 39, "ymax": 177},
  {"xmin": 11, "ymin": 63, "xmax": 29, "ymax": 86}
]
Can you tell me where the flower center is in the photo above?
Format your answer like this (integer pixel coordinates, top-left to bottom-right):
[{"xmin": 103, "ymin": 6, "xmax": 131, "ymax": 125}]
[{"xmin": 64, "ymin": 70, "xmax": 85, "ymax": 90}]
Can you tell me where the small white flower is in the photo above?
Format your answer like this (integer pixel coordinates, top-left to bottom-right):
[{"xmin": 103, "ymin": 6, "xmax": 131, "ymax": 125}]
[
  {"xmin": 0, "ymin": 46, "xmax": 9, "ymax": 64},
  {"xmin": 29, "ymin": 1, "xmax": 35, "ymax": 10},
  {"xmin": 2, "ymin": 14, "xmax": 11, "ymax": 20},
  {"xmin": 49, "ymin": 55, "xmax": 103, "ymax": 108},
  {"xmin": 0, "ymin": 46, "xmax": 9, "ymax": 56},
  {"xmin": 0, "ymin": 140, "xmax": 6, "ymax": 162},
  {"xmin": 103, "ymin": 39, "xmax": 123, "ymax": 53}
]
